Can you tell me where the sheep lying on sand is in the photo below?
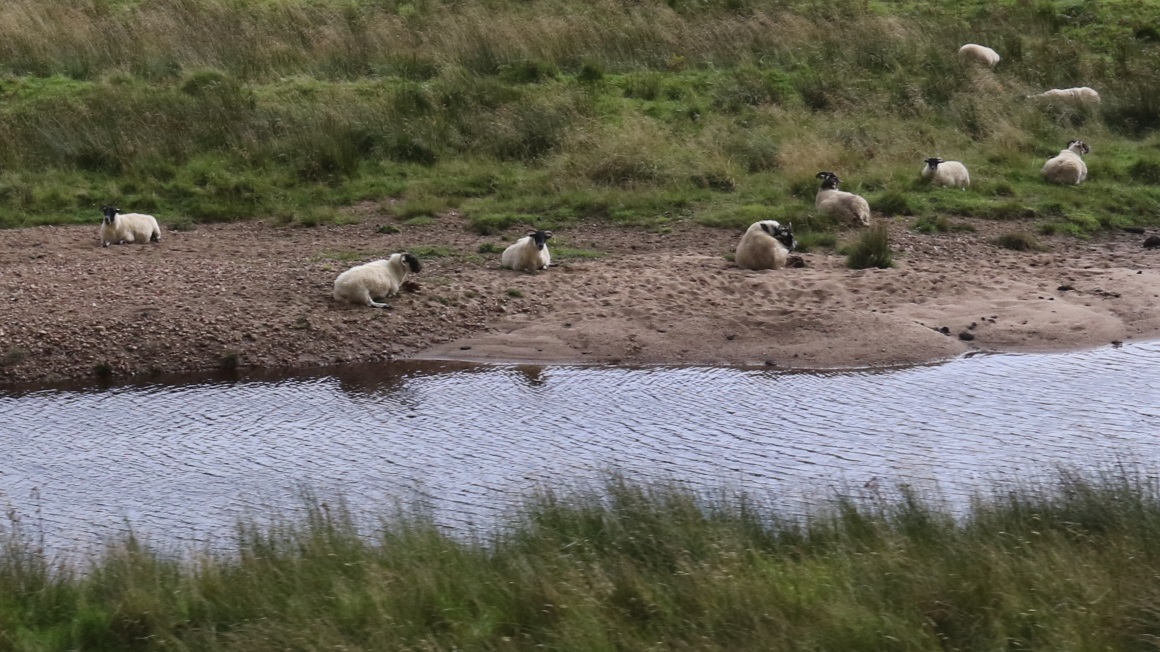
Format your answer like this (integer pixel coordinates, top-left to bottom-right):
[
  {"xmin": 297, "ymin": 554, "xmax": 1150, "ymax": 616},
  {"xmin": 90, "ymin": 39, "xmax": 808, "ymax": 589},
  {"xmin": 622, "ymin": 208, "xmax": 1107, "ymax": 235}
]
[
  {"xmin": 502, "ymin": 230, "xmax": 553, "ymax": 272},
  {"xmin": 100, "ymin": 206, "xmax": 161, "ymax": 248},
  {"xmin": 735, "ymin": 220, "xmax": 797, "ymax": 271},
  {"xmin": 333, "ymin": 253, "xmax": 422, "ymax": 308},
  {"xmin": 815, "ymin": 172, "xmax": 871, "ymax": 227},
  {"xmin": 1042, "ymin": 140, "xmax": 1090, "ymax": 186}
]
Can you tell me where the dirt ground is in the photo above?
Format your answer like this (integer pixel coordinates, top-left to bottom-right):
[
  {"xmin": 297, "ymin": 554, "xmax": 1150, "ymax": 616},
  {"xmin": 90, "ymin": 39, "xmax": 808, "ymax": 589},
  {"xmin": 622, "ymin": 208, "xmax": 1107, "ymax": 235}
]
[{"xmin": 1, "ymin": 211, "xmax": 1158, "ymax": 386}]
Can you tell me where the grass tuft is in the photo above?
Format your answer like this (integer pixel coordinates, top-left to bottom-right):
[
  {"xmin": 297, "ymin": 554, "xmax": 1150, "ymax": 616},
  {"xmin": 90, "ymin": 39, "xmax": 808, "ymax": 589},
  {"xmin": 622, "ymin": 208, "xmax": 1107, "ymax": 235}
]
[
  {"xmin": 845, "ymin": 223, "xmax": 894, "ymax": 269},
  {"xmin": 993, "ymin": 231, "xmax": 1048, "ymax": 252}
]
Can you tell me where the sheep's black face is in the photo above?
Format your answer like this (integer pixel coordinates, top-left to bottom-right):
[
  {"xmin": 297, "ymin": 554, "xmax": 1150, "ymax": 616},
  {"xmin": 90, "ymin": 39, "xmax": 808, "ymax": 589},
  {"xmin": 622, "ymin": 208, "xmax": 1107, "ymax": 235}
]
[
  {"xmin": 924, "ymin": 157, "xmax": 942, "ymax": 169},
  {"xmin": 101, "ymin": 206, "xmax": 119, "ymax": 225},
  {"xmin": 774, "ymin": 225, "xmax": 797, "ymax": 252},
  {"xmin": 402, "ymin": 253, "xmax": 422, "ymax": 274},
  {"xmin": 530, "ymin": 230, "xmax": 553, "ymax": 250},
  {"xmin": 816, "ymin": 172, "xmax": 840, "ymax": 189}
]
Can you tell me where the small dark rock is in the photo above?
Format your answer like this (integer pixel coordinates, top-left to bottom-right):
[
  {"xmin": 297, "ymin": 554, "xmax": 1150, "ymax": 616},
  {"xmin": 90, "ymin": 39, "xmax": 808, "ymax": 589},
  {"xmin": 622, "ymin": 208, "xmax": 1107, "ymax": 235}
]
[
  {"xmin": 1123, "ymin": 227, "xmax": 1147, "ymax": 235},
  {"xmin": 938, "ymin": 326, "xmax": 950, "ymax": 335},
  {"xmin": 1145, "ymin": 236, "xmax": 1160, "ymax": 249},
  {"xmin": 787, "ymin": 255, "xmax": 807, "ymax": 268},
  {"xmin": 459, "ymin": 345, "xmax": 472, "ymax": 350},
  {"xmin": 958, "ymin": 332, "xmax": 976, "ymax": 341},
  {"xmin": 726, "ymin": 334, "xmax": 736, "ymax": 341},
  {"xmin": 1057, "ymin": 284, "xmax": 1074, "ymax": 291},
  {"xmin": 968, "ymin": 322, "xmax": 977, "ymax": 330},
  {"xmin": 764, "ymin": 360, "xmax": 777, "ymax": 366},
  {"xmin": 1112, "ymin": 340, "xmax": 1123, "ymax": 347}
]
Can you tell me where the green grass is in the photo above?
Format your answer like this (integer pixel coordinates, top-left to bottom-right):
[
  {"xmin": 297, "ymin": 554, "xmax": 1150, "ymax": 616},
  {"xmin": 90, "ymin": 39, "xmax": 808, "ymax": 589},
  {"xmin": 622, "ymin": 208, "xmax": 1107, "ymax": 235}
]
[
  {"xmin": 845, "ymin": 223, "xmax": 894, "ymax": 269},
  {"xmin": 1, "ymin": 0, "xmax": 1160, "ymax": 237},
  {"xmin": 6, "ymin": 471, "xmax": 1160, "ymax": 649}
]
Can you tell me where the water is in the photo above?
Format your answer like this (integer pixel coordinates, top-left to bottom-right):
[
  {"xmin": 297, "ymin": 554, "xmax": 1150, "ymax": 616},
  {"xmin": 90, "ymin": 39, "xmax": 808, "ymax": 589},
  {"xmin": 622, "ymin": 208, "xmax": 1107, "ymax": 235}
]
[{"xmin": 1, "ymin": 342, "xmax": 1158, "ymax": 554}]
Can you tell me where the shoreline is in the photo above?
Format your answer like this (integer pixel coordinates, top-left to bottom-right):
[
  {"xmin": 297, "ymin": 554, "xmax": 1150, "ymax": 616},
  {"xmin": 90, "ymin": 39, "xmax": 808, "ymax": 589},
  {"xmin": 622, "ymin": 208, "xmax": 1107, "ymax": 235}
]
[{"xmin": 2, "ymin": 215, "xmax": 1157, "ymax": 387}]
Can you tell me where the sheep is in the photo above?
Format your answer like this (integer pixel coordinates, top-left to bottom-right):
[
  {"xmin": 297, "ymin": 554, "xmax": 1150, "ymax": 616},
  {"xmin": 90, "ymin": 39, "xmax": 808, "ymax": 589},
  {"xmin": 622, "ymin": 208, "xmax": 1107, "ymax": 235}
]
[
  {"xmin": 921, "ymin": 157, "xmax": 971, "ymax": 189},
  {"xmin": 735, "ymin": 220, "xmax": 797, "ymax": 271},
  {"xmin": 958, "ymin": 43, "xmax": 1001, "ymax": 68},
  {"xmin": 501, "ymin": 230, "xmax": 553, "ymax": 272},
  {"xmin": 99, "ymin": 205, "xmax": 161, "ymax": 248},
  {"xmin": 332, "ymin": 252, "xmax": 422, "ymax": 308},
  {"xmin": 1028, "ymin": 87, "xmax": 1101, "ymax": 104},
  {"xmin": 815, "ymin": 172, "xmax": 871, "ymax": 227},
  {"xmin": 1042, "ymin": 140, "xmax": 1090, "ymax": 185}
]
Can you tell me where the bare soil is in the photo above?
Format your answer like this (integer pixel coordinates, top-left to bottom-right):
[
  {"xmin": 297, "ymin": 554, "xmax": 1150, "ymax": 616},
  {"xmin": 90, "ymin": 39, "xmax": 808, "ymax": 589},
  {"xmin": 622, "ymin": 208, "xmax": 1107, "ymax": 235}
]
[{"xmin": 2, "ymin": 212, "xmax": 1158, "ymax": 386}]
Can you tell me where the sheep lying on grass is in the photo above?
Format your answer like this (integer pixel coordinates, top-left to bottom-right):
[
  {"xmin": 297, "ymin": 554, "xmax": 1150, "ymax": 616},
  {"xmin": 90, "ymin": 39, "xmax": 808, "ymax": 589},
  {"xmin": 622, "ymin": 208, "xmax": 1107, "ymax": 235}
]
[
  {"xmin": 735, "ymin": 220, "xmax": 797, "ymax": 271},
  {"xmin": 958, "ymin": 43, "xmax": 1000, "ymax": 68},
  {"xmin": 1042, "ymin": 140, "xmax": 1090, "ymax": 185},
  {"xmin": 333, "ymin": 253, "xmax": 422, "ymax": 308},
  {"xmin": 921, "ymin": 157, "xmax": 971, "ymax": 189},
  {"xmin": 502, "ymin": 230, "xmax": 553, "ymax": 272},
  {"xmin": 815, "ymin": 172, "xmax": 871, "ymax": 227},
  {"xmin": 100, "ymin": 206, "xmax": 161, "ymax": 248},
  {"xmin": 1029, "ymin": 87, "xmax": 1101, "ymax": 104}
]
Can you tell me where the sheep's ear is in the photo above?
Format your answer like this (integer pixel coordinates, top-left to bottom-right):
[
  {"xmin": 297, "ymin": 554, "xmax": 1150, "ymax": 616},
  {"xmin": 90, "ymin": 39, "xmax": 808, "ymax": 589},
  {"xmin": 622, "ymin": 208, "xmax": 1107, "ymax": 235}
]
[
  {"xmin": 526, "ymin": 230, "xmax": 538, "ymax": 237},
  {"xmin": 542, "ymin": 230, "xmax": 553, "ymax": 239},
  {"xmin": 815, "ymin": 171, "xmax": 828, "ymax": 179}
]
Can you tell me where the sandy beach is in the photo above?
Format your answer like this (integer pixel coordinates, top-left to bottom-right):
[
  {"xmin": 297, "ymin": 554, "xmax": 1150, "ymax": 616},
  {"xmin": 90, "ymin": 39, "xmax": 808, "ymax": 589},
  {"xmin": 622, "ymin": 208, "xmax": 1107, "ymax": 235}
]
[{"xmin": 1, "ymin": 212, "xmax": 1157, "ymax": 386}]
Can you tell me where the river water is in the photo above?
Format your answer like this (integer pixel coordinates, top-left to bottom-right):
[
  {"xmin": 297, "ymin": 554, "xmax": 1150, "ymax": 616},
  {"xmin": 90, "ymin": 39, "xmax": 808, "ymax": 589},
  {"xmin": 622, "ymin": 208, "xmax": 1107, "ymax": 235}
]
[{"xmin": 1, "ymin": 341, "xmax": 1158, "ymax": 554}]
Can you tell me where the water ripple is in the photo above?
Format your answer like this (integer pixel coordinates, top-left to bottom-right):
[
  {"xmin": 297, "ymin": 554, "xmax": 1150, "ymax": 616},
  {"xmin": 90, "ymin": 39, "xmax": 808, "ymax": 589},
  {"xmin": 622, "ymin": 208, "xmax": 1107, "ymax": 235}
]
[{"xmin": 2, "ymin": 341, "xmax": 1160, "ymax": 553}]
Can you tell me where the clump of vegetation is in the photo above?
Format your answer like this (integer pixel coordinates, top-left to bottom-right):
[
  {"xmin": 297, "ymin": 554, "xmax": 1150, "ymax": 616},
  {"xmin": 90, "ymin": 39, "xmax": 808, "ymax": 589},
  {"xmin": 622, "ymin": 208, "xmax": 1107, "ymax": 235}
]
[
  {"xmin": 477, "ymin": 242, "xmax": 504, "ymax": 254},
  {"xmin": 506, "ymin": 288, "xmax": 523, "ymax": 297},
  {"xmin": 845, "ymin": 223, "xmax": 893, "ymax": 269},
  {"xmin": 994, "ymin": 231, "xmax": 1048, "ymax": 251}
]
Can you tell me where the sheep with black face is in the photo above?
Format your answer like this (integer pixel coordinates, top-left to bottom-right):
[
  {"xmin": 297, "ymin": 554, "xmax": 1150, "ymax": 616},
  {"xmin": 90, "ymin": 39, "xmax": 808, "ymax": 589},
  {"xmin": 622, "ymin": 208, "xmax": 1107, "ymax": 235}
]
[
  {"xmin": 501, "ymin": 230, "xmax": 553, "ymax": 272},
  {"xmin": 99, "ymin": 206, "xmax": 161, "ymax": 248},
  {"xmin": 332, "ymin": 253, "xmax": 422, "ymax": 308},
  {"xmin": 735, "ymin": 220, "xmax": 797, "ymax": 271},
  {"xmin": 815, "ymin": 172, "xmax": 871, "ymax": 227},
  {"xmin": 921, "ymin": 157, "xmax": 971, "ymax": 189}
]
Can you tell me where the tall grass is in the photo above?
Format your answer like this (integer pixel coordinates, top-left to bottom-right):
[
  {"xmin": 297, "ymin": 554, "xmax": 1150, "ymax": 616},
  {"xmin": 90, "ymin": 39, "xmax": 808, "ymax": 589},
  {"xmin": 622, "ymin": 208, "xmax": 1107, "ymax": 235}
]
[
  {"xmin": 6, "ymin": 472, "xmax": 1160, "ymax": 648},
  {"xmin": 1, "ymin": 0, "xmax": 1159, "ymax": 231}
]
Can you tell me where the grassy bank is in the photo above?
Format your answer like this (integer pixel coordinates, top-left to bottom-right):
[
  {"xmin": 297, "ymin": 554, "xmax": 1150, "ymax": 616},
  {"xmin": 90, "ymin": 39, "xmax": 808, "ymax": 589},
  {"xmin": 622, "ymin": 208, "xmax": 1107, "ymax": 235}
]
[
  {"xmin": 4, "ymin": 472, "xmax": 1160, "ymax": 649},
  {"xmin": 1, "ymin": 0, "xmax": 1159, "ymax": 236}
]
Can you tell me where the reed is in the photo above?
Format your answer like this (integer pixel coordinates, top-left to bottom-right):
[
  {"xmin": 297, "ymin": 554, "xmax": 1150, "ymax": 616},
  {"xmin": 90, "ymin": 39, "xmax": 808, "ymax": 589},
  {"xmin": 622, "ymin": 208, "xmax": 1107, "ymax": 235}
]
[{"xmin": 5, "ymin": 471, "xmax": 1160, "ymax": 649}]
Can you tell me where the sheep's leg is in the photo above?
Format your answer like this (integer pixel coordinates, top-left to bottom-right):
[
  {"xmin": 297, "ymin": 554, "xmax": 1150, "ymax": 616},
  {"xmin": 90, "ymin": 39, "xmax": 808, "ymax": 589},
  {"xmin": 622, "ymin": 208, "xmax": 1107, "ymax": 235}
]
[{"xmin": 366, "ymin": 298, "xmax": 392, "ymax": 309}]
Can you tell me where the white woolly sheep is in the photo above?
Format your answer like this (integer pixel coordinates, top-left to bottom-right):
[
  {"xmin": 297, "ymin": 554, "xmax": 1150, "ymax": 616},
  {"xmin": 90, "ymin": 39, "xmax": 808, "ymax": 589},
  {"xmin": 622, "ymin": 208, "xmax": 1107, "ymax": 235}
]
[
  {"xmin": 815, "ymin": 172, "xmax": 871, "ymax": 227},
  {"xmin": 501, "ymin": 230, "xmax": 553, "ymax": 272},
  {"xmin": 1042, "ymin": 140, "xmax": 1090, "ymax": 185},
  {"xmin": 1029, "ymin": 87, "xmax": 1101, "ymax": 104},
  {"xmin": 99, "ymin": 205, "xmax": 161, "ymax": 248},
  {"xmin": 332, "ymin": 252, "xmax": 422, "ymax": 308},
  {"xmin": 921, "ymin": 157, "xmax": 971, "ymax": 189},
  {"xmin": 958, "ymin": 43, "xmax": 1001, "ymax": 68},
  {"xmin": 735, "ymin": 220, "xmax": 797, "ymax": 271}
]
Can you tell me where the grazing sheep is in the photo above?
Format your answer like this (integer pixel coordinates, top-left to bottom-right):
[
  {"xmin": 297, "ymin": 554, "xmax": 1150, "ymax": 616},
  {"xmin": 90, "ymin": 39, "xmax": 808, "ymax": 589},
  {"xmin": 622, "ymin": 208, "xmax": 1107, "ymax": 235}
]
[
  {"xmin": 815, "ymin": 172, "xmax": 871, "ymax": 227},
  {"xmin": 332, "ymin": 253, "xmax": 422, "ymax": 308},
  {"xmin": 1042, "ymin": 140, "xmax": 1090, "ymax": 185},
  {"xmin": 99, "ymin": 205, "xmax": 161, "ymax": 248},
  {"xmin": 501, "ymin": 230, "xmax": 553, "ymax": 272},
  {"xmin": 735, "ymin": 220, "xmax": 797, "ymax": 271},
  {"xmin": 921, "ymin": 157, "xmax": 971, "ymax": 189},
  {"xmin": 1029, "ymin": 87, "xmax": 1101, "ymax": 104},
  {"xmin": 958, "ymin": 43, "xmax": 1001, "ymax": 68}
]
